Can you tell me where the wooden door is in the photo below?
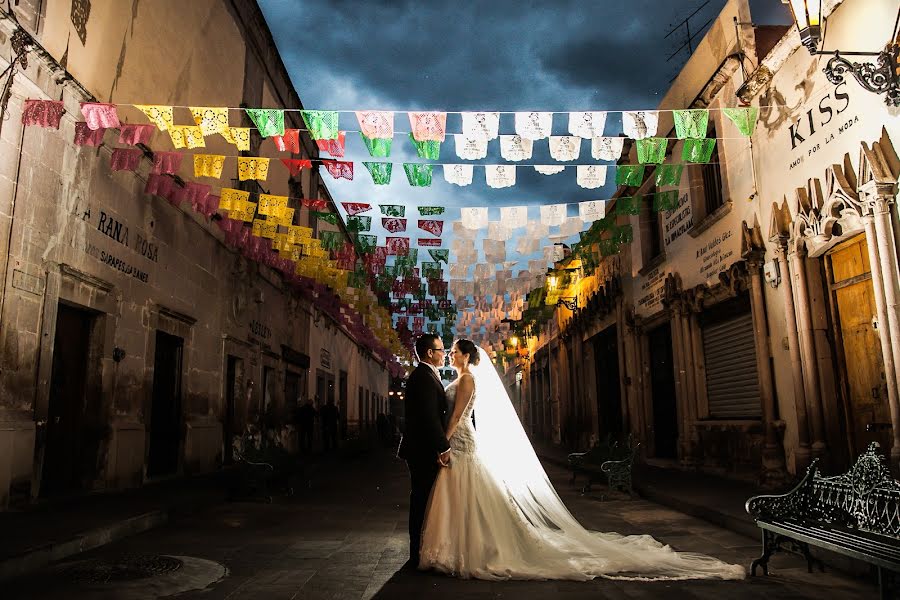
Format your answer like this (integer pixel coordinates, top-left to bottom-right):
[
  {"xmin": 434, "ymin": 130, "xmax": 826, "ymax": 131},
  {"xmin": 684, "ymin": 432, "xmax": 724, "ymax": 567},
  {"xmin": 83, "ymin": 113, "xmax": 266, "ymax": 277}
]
[{"xmin": 830, "ymin": 235, "xmax": 892, "ymax": 457}]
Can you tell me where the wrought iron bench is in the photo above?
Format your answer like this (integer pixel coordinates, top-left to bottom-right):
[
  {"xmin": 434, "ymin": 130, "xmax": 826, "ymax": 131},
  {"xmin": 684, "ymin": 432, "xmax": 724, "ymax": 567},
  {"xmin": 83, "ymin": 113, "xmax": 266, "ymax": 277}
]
[
  {"xmin": 568, "ymin": 435, "xmax": 639, "ymax": 496},
  {"xmin": 745, "ymin": 442, "xmax": 900, "ymax": 599}
]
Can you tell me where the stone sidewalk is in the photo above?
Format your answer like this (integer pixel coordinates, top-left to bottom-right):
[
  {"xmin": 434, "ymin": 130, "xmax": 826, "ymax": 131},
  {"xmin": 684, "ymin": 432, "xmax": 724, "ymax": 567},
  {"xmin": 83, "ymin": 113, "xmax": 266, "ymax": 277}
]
[{"xmin": 4, "ymin": 449, "xmax": 878, "ymax": 599}]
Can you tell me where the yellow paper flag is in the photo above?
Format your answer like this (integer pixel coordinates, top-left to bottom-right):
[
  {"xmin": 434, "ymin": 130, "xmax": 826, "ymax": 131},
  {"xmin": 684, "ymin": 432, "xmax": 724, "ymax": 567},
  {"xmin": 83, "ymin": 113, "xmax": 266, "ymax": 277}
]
[
  {"xmin": 219, "ymin": 188, "xmax": 250, "ymax": 211},
  {"xmin": 221, "ymin": 127, "xmax": 250, "ymax": 151},
  {"xmin": 135, "ymin": 105, "xmax": 174, "ymax": 131},
  {"xmin": 194, "ymin": 154, "xmax": 225, "ymax": 178},
  {"xmin": 258, "ymin": 193, "xmax": 288, "ymax": 216},
  {"xmin": 190, "ymin": 107, "xmax": 229, "ymax": 136},
  {"xmin": 168, "ymin": 125, "xmax": 205, "ymax": 149},
  {"xmin": 238, "ymin": 157, "xmax": 270, "ymax": 181}
]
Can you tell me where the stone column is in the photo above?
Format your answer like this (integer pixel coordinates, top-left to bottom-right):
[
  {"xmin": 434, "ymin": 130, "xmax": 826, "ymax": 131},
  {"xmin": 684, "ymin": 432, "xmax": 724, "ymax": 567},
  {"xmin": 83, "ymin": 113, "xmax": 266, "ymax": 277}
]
[
  {"xmin": 678, "ymin": 302, "xmax": 700, "ymax": 455},
  {"xmin": 790, "ymin": 241, "xmax": 827, "ymax": 458},
  {"xmin": 774, "ymin": 241, "xmax": 812, "ymax": 471},
  {"xmin": 615, "ymin": 300, "xmax": 630, "ymax": 434},
  {"xmin": 747, "ymin": 252, "xmax": 788, "ymax": 484},
  {"xmin": 865, "ymin": 183, "xmax": 900, "ymax": 464},
  {"xmin": 669, "ymin": 302, "xmax": 690, "ymax": 463}
]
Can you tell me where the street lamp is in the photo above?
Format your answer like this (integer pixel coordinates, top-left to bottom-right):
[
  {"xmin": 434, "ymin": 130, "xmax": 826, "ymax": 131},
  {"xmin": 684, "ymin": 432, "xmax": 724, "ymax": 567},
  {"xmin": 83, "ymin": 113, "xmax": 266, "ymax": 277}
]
[{"xmin": 784, "ymin": 0, "xmax": 900, "ymax": 106}]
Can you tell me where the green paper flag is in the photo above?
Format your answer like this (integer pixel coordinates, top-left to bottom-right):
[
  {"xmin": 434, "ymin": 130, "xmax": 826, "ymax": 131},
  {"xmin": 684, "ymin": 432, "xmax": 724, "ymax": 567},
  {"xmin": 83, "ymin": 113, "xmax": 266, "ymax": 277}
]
[
  {"xmin": 347, "ymin": 270, "xmax": 367, "ymax": 289},
  {"xmin": 360, "ymin": 133, "xmax": 392, "ymax": 157},
  {"xmin": 418, "ymin": 206, "xmax": 445, "ymax": 216},
  {"xmin": 653, "ymin": 190, "xmax": 680, "ymax": 212},
  {"xmin": 347, "ymin": 215, "xmax": 372, "ymax": 232},
  {"xmin": 312, "ymin": 210, "xmax": 337, "ymax": 225},
  {"xmin": 615, "ymin": 196, "xmax": 642, "ymax": 216},
  {"xmin": 355, "ymin": 234, "xmax": 377, "ymax": 253},
  {"xmin": 301, "ymin": 110, "xmax": 339, "ymax": 140},
  {"xmin": 723, "ymin": 106, "xmax": 759, "ymax": 136},
  {"xmin": 615, "ymin": 164, "xmax": 645, "ymax": 186},
  {"xmin": 429, "ymin": 249, "xmax": 450, "ymax": 263},
  {"xmin": 245, "ymin": 108, "xmax": 285, "ymax": 138},
  {"xmin": 404, "ymin": 163, "xmax": 433, "ymax": 187},
  {"xmin": 363, "ymin": 162, "xmax": 393, "ymax": 185},
  {"xmin": 380, "ymin": 204, "xmax": 405, "ymax": 217},
  {"xmin": 320, "ymin": 230, "xmax": 343, "ymax": 250},
  {"xmin": 422, "ymin": 261, "xmax": 442, "ymax": 278},
  {"xmin": 636, "ymin": 137, "xmax": 668, "ymax": 164},
  {"xmin": 682, "ymin": 138, "xmax": 717, "ymax": 163},
  {"xmin": 408, "ymin": 133, "xmax": 441, "ymax": 160},
  {"xmin": 673, "ymin": 109, "xmax": 709, "ymax": 139},
  {"xmin": 655, "ymin": 163, "xmax": 684, "ymax": 187}
]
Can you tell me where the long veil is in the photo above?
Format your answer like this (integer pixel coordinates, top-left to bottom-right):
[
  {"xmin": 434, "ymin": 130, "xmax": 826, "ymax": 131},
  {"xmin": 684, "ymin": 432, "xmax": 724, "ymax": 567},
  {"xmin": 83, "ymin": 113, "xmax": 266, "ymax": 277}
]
[{"xmin": 468, "ymin": 346, "xmax": 744, "ymax": 581}]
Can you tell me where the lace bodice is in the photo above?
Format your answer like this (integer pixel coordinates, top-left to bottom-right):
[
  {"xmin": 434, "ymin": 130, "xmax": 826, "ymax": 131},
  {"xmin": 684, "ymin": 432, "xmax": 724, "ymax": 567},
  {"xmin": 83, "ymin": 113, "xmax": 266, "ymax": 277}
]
[{"xmin": 445, "ymin": 376, "xmax": 476, "ymax": 453}]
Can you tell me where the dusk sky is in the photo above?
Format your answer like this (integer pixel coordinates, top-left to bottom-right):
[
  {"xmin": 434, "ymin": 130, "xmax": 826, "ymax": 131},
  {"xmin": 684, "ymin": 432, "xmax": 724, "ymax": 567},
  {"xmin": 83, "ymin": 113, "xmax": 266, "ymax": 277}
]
[{"xmin": 258, "ymin": 0, "xmax": 792, "ymax": 280}]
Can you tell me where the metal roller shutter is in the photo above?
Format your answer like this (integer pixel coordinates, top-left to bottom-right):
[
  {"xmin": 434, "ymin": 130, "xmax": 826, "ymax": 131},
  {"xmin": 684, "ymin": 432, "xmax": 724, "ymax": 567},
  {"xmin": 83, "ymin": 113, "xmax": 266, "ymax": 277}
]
[{"xmin": 702, "ymin": 311, "xmax": 760, "ymax": 419}]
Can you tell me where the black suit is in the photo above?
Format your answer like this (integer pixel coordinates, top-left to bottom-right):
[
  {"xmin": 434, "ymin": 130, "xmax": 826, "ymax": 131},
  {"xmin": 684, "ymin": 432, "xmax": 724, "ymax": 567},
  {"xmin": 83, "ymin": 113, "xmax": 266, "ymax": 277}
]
[{"xmin": 397, "ymin": 363, "xmax": 449, "ymax": 563}]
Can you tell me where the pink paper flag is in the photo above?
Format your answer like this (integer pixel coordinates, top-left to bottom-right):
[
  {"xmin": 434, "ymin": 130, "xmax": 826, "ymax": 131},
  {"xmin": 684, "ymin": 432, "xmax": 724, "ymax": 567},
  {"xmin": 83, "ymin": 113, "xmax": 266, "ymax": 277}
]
[
  {"xmin": 315, "ymin": 131, "xmax": 346, "ymax": 157},
  {"xmin": 324, "ymin": 160, "xmax": 353, "ymax": 181},
  {"xmin": 74, "ymin": 122, "xmax": 106, "ymax": 146},
  {"xmin": 418, "ymin": 219, "xmax": 443, "ymax": 237},
  {"xmin": 341, "ymin": 202, "xmax": 371, "ymax": 216},
  {"xmin": 151, "ymin": 151, "xmax": 183, "ymax": 175},
  {"xmin": 118, "ymin": 124, "xmax": 155, "ymax": 146},
  {"xmin": 21, "ymin": 100, "xmax": 65, "ymax": 129},
  {"xmin": 382, "ymin": 217, "xmax": 407, "ymax": 233},
  {"xmin": 109, "ymin": 148, "xmax": 143, "ymax": 171},
  {"xmin": 80, "ymin": 102, "xmax": 120, "ymax": 130},
  {"xmin": 408, "ymin": 111, "xmax": 447, "ymax": 142}
]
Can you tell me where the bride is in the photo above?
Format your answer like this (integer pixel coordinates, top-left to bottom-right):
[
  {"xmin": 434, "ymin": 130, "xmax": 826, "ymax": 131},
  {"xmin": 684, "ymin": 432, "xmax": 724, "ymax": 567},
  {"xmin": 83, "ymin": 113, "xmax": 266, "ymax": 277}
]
[{"xmin": 418, "ymin": 338, "xmax": 745, "ymax": 582}]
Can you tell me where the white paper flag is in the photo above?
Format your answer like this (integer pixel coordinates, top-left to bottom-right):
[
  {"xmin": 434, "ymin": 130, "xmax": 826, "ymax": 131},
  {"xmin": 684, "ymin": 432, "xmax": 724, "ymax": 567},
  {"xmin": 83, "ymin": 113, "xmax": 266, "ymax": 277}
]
[
  {"xmin": 452, "ymin": 221, "xmax": 477, "ymax": 239},
  {"xmin": 487, "ymin": 221, "xmax": 513, "ymax": 241},
  {"xmin": 454, "ymin": 134, "xmax": 488, "ymax": 160},
  {"xmin": 559, "ymin": 217, "xmax": 583, "ymax": 237},
  {"xmin": 548, "ymin": 136, "xmax": 581, "ymax": 161},
  {"xmin": 499, "ymin": 205, "xmax": 528, "ymax": 228},
  {"xmin": 514, "ymin": 112, "xmax": 553, "ymax": 140},
  {"xmin": 499, "ymin": 135, "xmax": 533, "ymax": 161},
  {"xmin": 534, "ymin": 165, "xmax": 566, "ymax": 175},
  {"xmin": 622, "ymin": 111, "xmax": 659, "ymax": 139},
  {"xmin": 540, "ymin": 203, "xmax": 567, "ymax": 226},
  {"xmin": 579, "ymin": 199, "xmax": 606, "ymax": 222},
  {"xmin": 474, "ymin": 263, "xmax": 492, "ymax": 279},
  {"xmin": 568, "ymin": 112, "xmax": 607, "ymax": 139},
  {"xmin": 449, "ymin": 263, "xmax": 469, "ymax": 279},
  {"xmin": 576, "ymin": 165, "xmax": 608, "ymax": 189},
  {"xmin": 485, "ymin": 165, "xmax": 516, "ymax": 189},
  {"xmin": 544, "ymin": 244, "xmax": 565, "ymax": 263},
  {"xmin": 592, "ymin": 137, "xmax": 626, "ymax": 161},
  {"xmin": 516, "ymin": 237, "xmax": 540, "ymax": 254},
  {"xmin": 460, "ymin": 207, "xmax": 488, "ymax": 230},
  {"xmin": 483, "ymin": 239, "xmax": 507, "ymax": 263},
  {"xmin": 460, "ymin": 112, "xmax": 499, "ymax": 140},
  {"xmin": 525, "ymin": 221, "xmax": 550, "ymax": 238},
  {"xmin": 443, "ymin": 164, "xmax": 474, "ymax": 186}
]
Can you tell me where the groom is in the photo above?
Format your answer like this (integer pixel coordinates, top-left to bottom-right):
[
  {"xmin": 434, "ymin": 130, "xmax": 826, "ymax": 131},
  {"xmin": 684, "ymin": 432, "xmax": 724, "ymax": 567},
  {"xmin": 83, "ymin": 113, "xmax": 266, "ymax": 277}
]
[{"xmin": 397, "ymin": 333, "xmax": 451, "ymax": 569}]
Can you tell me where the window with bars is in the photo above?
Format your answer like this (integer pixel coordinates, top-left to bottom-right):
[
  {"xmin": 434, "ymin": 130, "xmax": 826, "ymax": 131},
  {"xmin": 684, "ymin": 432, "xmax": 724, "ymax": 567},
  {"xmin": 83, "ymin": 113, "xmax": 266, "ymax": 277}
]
[{"xmin": 701, "ymin": 124, "xmax": 724, "ymax": 216}]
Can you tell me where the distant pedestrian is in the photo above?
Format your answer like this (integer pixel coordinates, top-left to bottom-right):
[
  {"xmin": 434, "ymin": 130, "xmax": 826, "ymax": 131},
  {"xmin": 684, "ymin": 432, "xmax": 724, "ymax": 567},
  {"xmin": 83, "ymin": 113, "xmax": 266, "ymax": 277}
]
[
  {"xmin": 297, "ymin": 399, "xmax": 317, "ymax": 453},
  {"xmin": 320, "ymin": 398, "xmax": 340, "ymax": 452}
]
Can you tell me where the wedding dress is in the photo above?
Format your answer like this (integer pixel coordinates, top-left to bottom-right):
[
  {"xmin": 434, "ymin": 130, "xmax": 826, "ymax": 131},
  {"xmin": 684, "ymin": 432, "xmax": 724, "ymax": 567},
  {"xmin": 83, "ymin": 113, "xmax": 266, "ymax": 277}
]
[{"xmin": 418, "ymin": 347, "xmax": 745, "ymax": 582}]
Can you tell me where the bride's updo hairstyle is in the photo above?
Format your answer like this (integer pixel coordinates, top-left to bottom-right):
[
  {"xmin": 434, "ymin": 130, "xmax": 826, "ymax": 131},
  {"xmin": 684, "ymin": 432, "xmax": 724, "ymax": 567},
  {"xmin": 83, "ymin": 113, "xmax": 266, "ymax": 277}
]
[{"xmin": 455, "ymin": 338, "xmax": 480, "ymax": 366}]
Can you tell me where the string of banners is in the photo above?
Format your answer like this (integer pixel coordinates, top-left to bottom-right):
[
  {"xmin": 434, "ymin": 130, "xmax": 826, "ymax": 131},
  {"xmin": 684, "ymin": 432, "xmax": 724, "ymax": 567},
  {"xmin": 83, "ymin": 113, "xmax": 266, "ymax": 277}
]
[{"xmin": 22, "ymin": 100, "xmax": 753, "ymax": 190}]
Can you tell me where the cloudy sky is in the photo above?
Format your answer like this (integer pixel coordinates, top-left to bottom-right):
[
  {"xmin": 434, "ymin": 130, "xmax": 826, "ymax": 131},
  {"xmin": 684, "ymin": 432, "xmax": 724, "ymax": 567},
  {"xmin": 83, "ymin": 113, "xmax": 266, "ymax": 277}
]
[{"xmin": 258, "ymin": 0, "xmax": 791, "ymax": 280}]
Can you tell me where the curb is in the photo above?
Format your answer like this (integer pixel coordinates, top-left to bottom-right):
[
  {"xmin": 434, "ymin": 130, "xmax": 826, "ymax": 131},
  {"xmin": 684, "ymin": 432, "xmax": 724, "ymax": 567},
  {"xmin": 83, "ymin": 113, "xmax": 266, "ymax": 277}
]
[{"xmin": 0, "ymin": 509, "xmax": 168, "ymax": 582}]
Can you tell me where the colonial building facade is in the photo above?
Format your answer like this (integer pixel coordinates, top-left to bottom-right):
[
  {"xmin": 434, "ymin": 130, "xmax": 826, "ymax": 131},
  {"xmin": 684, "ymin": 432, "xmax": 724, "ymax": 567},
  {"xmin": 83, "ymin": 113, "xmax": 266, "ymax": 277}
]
[
  {"xmin": 0, "ymin": 1, "xmax": 388, "ymax": 508},
  {"xmin": 519, "ymin": 0, "xmax": 900, "ymax": 483}
]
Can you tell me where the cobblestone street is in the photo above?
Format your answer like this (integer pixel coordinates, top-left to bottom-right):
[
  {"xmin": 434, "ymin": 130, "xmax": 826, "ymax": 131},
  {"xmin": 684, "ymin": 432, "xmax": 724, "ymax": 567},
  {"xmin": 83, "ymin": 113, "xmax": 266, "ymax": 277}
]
[{"xmin": 4, "ymin": 450, "xmax": 877, "ymax": 599}]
